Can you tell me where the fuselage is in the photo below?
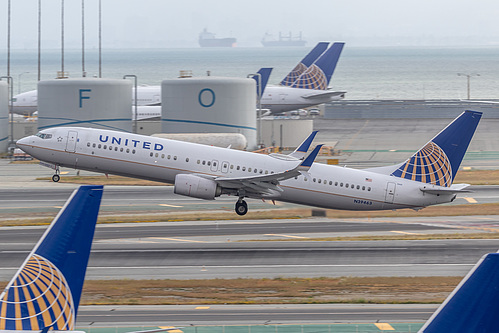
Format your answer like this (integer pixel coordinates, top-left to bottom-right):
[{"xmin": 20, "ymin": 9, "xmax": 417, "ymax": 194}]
[
  {"xmin": 17, "ymin": 127, "xmax": 456, "ymax": 211},
  {"xmin": 262, "ymin": 86, "xmax": 344, "ymax": 113}
]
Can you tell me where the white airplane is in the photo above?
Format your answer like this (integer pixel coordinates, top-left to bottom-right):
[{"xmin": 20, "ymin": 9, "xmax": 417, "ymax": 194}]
[
  {"xmin": 12, "ymin": 85, "xmax": 161, "ymax": 116},
  {"xmin": 261, "ymin": 42, "xmax": 346, "ymax": 114},
  {"xmin": 0, "ymin": 185, "xmax": 103, "ymax": 332},
  {"xmin": 17, "ymin": 110, "xmax": 481, "ymax": 216},
  {"xmin": 418, "ymin": 251, "xmax": 499, "ymax": 332}
]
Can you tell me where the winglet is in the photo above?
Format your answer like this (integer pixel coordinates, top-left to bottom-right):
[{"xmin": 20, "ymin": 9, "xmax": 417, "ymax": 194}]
[
  {"xmin": 0, "ymin": 185, "xmax": 104, "ymax": 331},
  {"xmin": 289, "ymin": 131, "xmax": 319, "ymax": 160},
  {"xmin": 298, "ymin": 144, "xmax": 323, "ymax": 171},
  {"xmin": 419, "ymin": 252, "xmax": 499, "ymax": 332}
]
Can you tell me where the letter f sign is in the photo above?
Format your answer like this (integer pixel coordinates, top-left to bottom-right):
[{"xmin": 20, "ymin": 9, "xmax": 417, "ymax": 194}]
[{"xmin": 79, "ymin": 89, "xmax": 92, "ymax": 108}]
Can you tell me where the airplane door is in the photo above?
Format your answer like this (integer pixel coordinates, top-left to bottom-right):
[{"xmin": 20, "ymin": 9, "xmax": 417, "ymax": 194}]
[
  {"xmin": 385, "ymin": 182, "xmax": 396, "ymax": 203},
  {"xmin": 65, "ymin": 131, "xmax": 78, "ymax": 152},
  {"xmin": 221, "ymin": 161, "xmax": 229, "ymax": 173},
  {"xmin": 211, "ymin": 160, "xmax": 219, "ymax": 172}
]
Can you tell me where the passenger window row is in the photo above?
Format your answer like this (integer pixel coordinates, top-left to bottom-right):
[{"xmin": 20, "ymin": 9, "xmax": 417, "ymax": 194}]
[
  {"xmin": 294, "ymin": 175, "xmax": 372, "ymax": 191},
  {"xmin": 88, "ymin": 142, "xmax": 136, "ymax": 154}
]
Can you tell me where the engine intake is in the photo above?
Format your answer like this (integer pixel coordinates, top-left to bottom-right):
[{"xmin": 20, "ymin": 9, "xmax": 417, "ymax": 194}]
[{"xmin": 174, "ymin": 174, "xmax": 221, "ymax": 200}]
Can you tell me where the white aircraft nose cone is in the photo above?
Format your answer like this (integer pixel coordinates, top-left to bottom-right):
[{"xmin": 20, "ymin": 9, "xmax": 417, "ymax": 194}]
[{"xmin": 16, "ymin": 136, "xmax": 31, "ymax": 149}]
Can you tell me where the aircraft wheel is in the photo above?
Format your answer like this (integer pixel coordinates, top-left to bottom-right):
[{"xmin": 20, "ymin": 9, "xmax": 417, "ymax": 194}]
[
  {"xmin": 52, "ymin": 174, "xmax": 60, "ymax": 182},
  {"xmin": 235, "ymin": 200, "xmax": 248, "ymax": 216}
]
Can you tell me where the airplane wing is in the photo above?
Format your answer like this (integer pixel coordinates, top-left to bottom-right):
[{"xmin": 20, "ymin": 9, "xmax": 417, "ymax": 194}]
[
  {"xmin": 288, "ymin": 130, "xmax": 318, "ymax": 160},
  {"xmin": 212, "ymin": 144, "xmax": 323, "ymax": 198},
  {"xmin": 301, "ymin": 90, "xmax": 346, "ymax": 99}
]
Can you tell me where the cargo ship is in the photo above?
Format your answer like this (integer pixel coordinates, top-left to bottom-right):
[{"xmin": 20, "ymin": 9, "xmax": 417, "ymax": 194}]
[
  {"xmin": 261, "ymin": 32, "xmax": 306, "ymax": 47},
  {"xmin": 199, "ymin": 29, "xmax": 237, "ymax": 47}
]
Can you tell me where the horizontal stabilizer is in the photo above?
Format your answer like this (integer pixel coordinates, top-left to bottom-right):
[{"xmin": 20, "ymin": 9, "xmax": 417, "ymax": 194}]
[
  {"xmin": 420, "ymin": 183, "xmax": 471, "ymax": 195},
  {"xmin": 301, "ymin": 90, "xmax": 346, "ymax": 99},
  {"xmin": 419, "ymin": 252, "xmax": 499, "ymax": 332}
]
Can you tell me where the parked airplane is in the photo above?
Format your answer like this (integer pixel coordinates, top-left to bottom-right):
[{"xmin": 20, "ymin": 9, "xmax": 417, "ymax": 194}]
[
  {"xmin": 261, "ymin": 42, "xmax": 346, "ymax": 114},
  {"xmin": 0, "ymin": 185, "xmax": 103, "ymax": 331},
  {"xmin": 17, "ymin": 110, "xmax": 481, "ymax": 216},
  {"xmin": 418, "ymin": 251, "xmax": 499, "ymax": 332}
]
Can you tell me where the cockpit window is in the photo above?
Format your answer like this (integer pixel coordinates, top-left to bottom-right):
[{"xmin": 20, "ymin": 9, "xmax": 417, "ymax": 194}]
[{"xmin": 35, "ymin": 132, "xmax": 52, "ymax": 139}]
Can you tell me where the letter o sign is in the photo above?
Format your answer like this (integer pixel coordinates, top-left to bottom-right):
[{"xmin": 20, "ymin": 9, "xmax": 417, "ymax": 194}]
[{"xmin": 198, "ymin": 88, "xmax": 215, "ymax": 108}]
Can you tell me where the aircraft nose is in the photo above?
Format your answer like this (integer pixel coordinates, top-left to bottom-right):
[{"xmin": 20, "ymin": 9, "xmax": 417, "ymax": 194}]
[{"xmin": 16, "ymin": 136, "xmax": 33, "ymax": 150}]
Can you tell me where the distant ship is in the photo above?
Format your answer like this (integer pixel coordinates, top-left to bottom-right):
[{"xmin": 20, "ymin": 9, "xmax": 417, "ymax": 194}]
[
  {"xmin": 261, "ymin": 32, "xmax": 307, "ymax": 47},
  {"xmin": 199, "ymin": 29, "xmax": 237, "ymax": 47}
]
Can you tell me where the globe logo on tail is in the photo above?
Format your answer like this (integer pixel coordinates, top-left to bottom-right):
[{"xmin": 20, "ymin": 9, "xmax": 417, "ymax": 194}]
[
  {"xmin": 292, "ymin": 64, "xmax": 328, "ymax": 90},
  {"xmin": 0, "ymin": 254, "xmax": 75, "ymax": 331},
  {"xmin": 391, "ymin": 142, "xmax": 452, "ymax": 187},
  {"xmin": 280, "ymin": 63, "xmax": 307, "ymax": 87}
]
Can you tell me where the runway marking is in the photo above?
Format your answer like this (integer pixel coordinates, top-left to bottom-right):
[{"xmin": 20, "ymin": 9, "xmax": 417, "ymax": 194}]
[
  {"xmin": 266, "ymin": 234, "xmax": 309, "ymax": 239},
  {"xmin": 159, "ymin": 326, "xmax": 183, "ymax": 333},
  {"xmin": 159, "ymin": 203, "xmax": 184, "ymax": 208},
  {"xmin": 195, "ymin": 306, "xmax": 210, "ymax": 310},
  {"xmin": 374, "ymin": 323, "xmax": 395, "ymax": 330},
  {"xmin": 463, "ymin": 197, "xmax": 478, "ymax": 203},
  {"xmin": 390, "ymin": 231, "xmax": 421, "ymax": 235},
  {"xmin": 148, "ymin": 237, "xmax": 206, "ymax": 243}
]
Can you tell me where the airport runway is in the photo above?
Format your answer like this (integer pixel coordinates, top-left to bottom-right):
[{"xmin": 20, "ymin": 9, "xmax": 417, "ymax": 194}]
[
  {"xmin": 76, "ymin": 304, "xmax": 437, "ymax": 326},
  {"xmin": 0, "ymin": 185, "xmax": 497, "ymax": 216},
  {"xmin": 1, "ymin": 218, "xmax": 499, "ymax": 280}
]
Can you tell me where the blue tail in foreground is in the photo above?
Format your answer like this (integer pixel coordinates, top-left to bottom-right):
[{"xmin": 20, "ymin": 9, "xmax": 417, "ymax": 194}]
[
  {"xmin": 280, "ymin": 42, "xmax": 329, "ymax": 87},
  {"xmin": 291, "ymin": 42, "xmax": 345, "ymax": 90},
  {"xmin": 0, "ymin": 185, "xmax": 104, "ymax": 331},
  {"xmin": 391, "ymin": 110, "xmax": 482, "ymax": 187},
  {"xmin": 419, "ymin": 252, "xmax": 499, "ymax": 332}
]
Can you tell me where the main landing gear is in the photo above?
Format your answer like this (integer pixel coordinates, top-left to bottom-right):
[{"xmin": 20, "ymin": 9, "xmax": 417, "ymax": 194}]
[
  {"xmin": 52, "ymin": 166, "xmax": 61, "ymax": 182},
  {"xmin": 235, "ymin": 199, "xmax": 248, "ymax": 216}
]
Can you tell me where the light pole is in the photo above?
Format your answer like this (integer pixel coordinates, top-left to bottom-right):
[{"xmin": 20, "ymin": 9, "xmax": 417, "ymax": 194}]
[
  {"xmin": 457, "ymin": 73, "xmax": 480, "ymax": 100},
  {"xmin": 18, "ymin": 72, "xmax": 30, "ymax": 94}
]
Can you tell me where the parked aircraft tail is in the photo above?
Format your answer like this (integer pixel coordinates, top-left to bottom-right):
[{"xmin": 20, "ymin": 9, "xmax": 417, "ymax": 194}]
[
  {"xmin": 389, "ymin": 110, "xmax": 482, "ymax": 187},
  {"xmin": 419, "ymin": 252, "xmax": 499, "ymax": 332},
  {"xmin": 254, "ymin": 67, "xmax": 273, "ymax": 96},
  {"xmin": 0, "ymin": 185, "xmax": 104, "ymax": 331},
  {"xmin": 280, "ymin": 42, "xmax": 329, "ymax": 87},
  {"xmin": 291, "ymin": 42, "xmax": 345, "ymax": 90}
]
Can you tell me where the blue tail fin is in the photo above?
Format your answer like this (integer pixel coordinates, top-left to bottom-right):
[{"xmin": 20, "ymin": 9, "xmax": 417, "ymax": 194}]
[
  {"xmin": 289, "ymin": 130, "xmax": 319, "ymax": 160},
  {"xmin": 0, "ymin": 185, "xmax": 104, "ymax": 331},
  {"xmin": 291, "ymin": 42, "xmax": 345, "ymax": 90},
  {"xmin": 419, "ymin": 252, "xmax": 499, "ymax": 332},
  {"xmin": 254, "ymin": 68, "xmax": 273, "ymax": 96},
  {"xmin": 391, "ymin": 110, "xmax": 482, "ymax": 187},
  {"xmin": 280, "ymin": 42, "xmax": 329, "ymax": 87}
]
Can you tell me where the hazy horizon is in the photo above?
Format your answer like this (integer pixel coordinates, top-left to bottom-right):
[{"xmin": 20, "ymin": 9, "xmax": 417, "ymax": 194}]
[{"xmin": 1, "ymin": 0, "xmax": 499, "ymax": 50}]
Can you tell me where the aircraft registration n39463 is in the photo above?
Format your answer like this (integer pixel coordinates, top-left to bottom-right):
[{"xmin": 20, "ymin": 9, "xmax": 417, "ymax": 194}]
[{"xmin": 17, "ymin": 110, "xmax": 482, "ymax": 215}]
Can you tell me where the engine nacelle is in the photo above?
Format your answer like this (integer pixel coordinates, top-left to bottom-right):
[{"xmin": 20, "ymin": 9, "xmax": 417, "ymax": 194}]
[{"xmin": 174, "ymin": 174, "xmax": 221, "ymax": 200}]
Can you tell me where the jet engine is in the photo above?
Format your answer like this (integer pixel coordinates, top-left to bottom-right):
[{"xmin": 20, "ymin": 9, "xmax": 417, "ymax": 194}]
[{"xmin": 174, "ymin": 174, "xmax": 222, "ymax": 200}]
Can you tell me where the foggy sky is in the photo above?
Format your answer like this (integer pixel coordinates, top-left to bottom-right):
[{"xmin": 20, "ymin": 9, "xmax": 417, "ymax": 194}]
[{"xmin": 1, "ymin": 0, "xmax": 499, "ymax": 49}]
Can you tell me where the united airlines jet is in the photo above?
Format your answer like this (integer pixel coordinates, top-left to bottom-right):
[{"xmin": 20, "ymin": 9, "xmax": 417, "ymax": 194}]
[
  {"xmin": 261, "ymin": 42, "xmax": 346, "ymax": 114},
  {"xmin": 17, "ymin": 111, "xmax": 481, "ymax": 215}
]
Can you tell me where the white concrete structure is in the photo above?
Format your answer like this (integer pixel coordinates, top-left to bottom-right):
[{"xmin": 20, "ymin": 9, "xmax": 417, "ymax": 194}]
[
  {"xmin": 38, "ymin": 78, "xmax": 132, "ymax": 132},
  {"xmin": 161, "ymin": 77, "xmax": 257, "ymax": 150},
  {"xmin": 261, "ymin": 118, "xmax": 313, "ymax": 148}
]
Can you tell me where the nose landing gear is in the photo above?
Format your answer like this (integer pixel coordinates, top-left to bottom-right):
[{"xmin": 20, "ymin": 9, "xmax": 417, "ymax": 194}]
[
  {"xmin": 235, "ymin": 199, "xmax": 248, "ymax": 216},
  {"xmin": 52, "ymin": 166, "xmax": 61, "ymax": 182}
]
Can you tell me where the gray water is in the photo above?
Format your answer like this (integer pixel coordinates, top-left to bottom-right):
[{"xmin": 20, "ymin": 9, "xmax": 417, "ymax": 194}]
[{"xmin": 2, "ymin": 46, "xmax": 499, "ymax": 100}]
